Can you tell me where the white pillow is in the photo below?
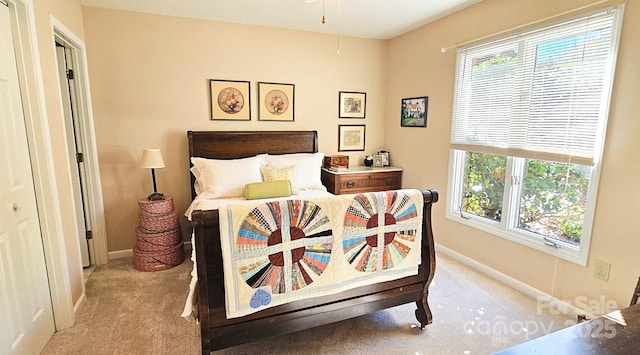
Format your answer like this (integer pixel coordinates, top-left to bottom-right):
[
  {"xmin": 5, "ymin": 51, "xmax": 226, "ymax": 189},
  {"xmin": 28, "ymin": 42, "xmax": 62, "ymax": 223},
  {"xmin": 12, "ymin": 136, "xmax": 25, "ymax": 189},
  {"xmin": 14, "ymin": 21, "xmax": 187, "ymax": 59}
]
[
  {"xmin": 191, "ymin": 155, "xmax": 265, "ymax": 198},
  {"xmin": 265, "ymin": 152, "xmax": 325, "ymax": 191}
]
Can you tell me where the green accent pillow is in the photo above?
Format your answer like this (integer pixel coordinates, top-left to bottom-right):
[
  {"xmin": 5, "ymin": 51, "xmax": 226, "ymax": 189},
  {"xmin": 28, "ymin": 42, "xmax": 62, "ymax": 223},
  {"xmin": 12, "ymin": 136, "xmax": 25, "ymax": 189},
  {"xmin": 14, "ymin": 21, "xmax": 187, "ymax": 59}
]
[{"xmin": 244, "ymin": 180, "xmax": 292, "ymax": 200}]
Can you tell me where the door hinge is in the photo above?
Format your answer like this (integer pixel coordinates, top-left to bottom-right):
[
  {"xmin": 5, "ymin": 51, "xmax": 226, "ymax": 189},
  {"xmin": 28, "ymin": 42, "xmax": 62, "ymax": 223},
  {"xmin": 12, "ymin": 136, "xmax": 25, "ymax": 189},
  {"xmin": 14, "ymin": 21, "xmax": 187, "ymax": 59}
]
[
  {"xmin": 67, "ymin": 69, "xmax": 74, "ymax": 80},
  {"xmin": 76, "ymin": 152, "xmax": 84, "ymax": 163},
  {"xmin": 86, "ymin": 230, "xmax": 93, "ymax": 240}
]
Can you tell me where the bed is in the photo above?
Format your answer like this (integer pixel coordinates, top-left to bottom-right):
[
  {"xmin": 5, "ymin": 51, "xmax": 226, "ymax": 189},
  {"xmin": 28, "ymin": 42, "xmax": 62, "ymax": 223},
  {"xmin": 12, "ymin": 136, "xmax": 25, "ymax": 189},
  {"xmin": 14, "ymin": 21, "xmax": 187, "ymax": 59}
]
[{"xmin": 186, "ymin": 130, "xmax": 438, "ymax": 353}]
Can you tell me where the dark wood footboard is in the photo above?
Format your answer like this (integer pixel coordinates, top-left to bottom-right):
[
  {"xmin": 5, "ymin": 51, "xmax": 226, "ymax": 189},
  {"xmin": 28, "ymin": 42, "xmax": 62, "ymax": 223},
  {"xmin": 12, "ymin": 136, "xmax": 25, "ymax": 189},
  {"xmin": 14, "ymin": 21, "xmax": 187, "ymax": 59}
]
[{"xmin": 191, "ymin": 189, "xmax": 438, "ymax": 354}]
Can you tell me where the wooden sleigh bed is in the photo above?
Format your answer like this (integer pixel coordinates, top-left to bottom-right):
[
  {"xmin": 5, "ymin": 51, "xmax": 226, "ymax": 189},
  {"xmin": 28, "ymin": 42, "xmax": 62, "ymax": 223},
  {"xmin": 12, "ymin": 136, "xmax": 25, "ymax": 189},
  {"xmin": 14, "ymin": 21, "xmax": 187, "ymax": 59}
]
[{"xmin": 187, "ymin": 130, "xmax": 438, "ymax": 353}]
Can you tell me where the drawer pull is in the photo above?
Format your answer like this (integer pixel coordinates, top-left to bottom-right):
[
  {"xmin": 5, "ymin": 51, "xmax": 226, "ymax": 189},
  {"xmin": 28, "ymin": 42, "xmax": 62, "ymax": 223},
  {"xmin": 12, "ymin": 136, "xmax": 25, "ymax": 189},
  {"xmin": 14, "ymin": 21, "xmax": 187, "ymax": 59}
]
[
  {"xmin": 385, "ymin": 178, "xmax": 394, "ymax": 185},
  {"xmin": 346, "ymin": 181, "xmax": 355, "ymax": 188}
]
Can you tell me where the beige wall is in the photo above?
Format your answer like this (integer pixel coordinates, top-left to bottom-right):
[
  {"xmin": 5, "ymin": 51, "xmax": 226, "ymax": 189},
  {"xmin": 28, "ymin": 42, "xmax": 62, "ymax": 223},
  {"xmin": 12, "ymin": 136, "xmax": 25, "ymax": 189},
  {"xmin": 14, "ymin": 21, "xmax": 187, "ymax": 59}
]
[
  {"xmin": 32, "ymin": 0, "xmax": 85, "ymax": 307},
  {"xmin": 81, "ymin": 7, "xmax": 388, "ymax": 251},
  {"xmin": 386, "ymin": 0, "xmax": 640, "ymax": 312}
]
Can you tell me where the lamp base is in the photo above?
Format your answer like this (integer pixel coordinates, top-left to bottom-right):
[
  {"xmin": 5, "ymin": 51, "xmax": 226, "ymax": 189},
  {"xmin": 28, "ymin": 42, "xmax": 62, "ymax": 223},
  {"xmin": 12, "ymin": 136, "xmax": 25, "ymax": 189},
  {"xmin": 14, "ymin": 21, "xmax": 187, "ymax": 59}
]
[{"xmin": 147, "ymin": 192, "xmax": 165, "ymax": 201}]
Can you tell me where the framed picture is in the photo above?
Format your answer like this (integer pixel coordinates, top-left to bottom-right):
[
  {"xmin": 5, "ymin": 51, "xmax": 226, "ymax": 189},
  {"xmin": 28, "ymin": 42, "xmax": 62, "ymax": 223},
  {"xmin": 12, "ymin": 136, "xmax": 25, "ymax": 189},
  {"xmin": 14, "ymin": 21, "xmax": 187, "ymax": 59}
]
[
  {"xmin": 338, "ymin": 124, "xmax": 366, "ymax": 151},
  {"xmin": 401, "ymin": 96, "xmax": 428, "ymax": 127},
  {"xmin": 339, "ymin": 91, "xmax": 366, "ymax": 118},
  {"xmin": 209, "ymin": 79, "xmax": 251, "ymax": 121},
  {"xmin": 377, "ymin": 150, "xmax": 390, "ymax": 166},
  {"xmin": 373, "ymin": 155, "xmax": 384, "ymax": 168},
  {"xmin": 258, "ymin": 82, "xmax": 295, "ymax": 121}
]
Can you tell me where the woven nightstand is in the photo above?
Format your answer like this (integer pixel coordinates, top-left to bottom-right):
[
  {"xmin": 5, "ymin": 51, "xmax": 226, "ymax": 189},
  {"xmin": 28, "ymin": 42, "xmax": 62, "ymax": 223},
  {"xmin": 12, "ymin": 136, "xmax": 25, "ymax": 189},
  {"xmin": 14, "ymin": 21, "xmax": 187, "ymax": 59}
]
[{"xmin": 133, "ymin": 195, "xmax": 184, "ymax": 271}]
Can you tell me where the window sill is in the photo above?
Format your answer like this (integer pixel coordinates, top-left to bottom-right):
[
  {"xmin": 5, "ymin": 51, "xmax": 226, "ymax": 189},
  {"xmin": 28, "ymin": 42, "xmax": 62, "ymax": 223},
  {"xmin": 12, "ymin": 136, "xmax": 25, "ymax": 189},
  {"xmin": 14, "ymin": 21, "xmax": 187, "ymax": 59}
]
[{"xmin": 445, "ymin": 211, "xmax": 587, "ymax": 266}]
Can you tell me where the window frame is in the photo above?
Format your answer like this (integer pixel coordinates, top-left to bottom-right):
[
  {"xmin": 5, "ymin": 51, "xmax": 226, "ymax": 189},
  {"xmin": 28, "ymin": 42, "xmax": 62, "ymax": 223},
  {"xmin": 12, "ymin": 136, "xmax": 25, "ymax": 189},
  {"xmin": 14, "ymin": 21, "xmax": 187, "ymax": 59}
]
[
  {"xmin": 447, "ymin": 151, "xmax": 601, "ymax": 265},
  {"xmin": 445, "ymin": 6, "xmax": 624, "ymax": 266}
]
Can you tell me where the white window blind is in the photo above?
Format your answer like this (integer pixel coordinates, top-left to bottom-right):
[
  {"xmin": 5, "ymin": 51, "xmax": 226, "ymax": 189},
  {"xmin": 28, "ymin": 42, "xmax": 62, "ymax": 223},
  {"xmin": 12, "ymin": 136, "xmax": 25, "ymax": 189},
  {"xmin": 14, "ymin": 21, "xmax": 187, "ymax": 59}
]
[{"xmin": 450, "ymin": 9, "xmax": 619, "ymax": 166}]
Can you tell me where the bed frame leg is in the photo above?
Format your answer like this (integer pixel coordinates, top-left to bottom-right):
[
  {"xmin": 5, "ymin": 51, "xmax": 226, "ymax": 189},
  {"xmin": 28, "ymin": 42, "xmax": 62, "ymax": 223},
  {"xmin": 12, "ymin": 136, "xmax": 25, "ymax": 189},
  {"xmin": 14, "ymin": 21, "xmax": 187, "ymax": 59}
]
[{"xmin": 414, "ymin": 298, "xmax": 433, "ymax": 330}]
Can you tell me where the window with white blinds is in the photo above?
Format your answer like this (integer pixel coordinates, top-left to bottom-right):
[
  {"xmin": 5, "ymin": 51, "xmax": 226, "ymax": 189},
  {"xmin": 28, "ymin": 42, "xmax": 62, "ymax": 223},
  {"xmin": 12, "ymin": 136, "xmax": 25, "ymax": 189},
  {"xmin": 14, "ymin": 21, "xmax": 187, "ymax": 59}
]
[
  {"xmin": 446, "ymin": 6, "xmax": 623, "ymax": 265},
  {"xmin": 451, "ymin": 9, "xmax": 620, "ymax": 166}
]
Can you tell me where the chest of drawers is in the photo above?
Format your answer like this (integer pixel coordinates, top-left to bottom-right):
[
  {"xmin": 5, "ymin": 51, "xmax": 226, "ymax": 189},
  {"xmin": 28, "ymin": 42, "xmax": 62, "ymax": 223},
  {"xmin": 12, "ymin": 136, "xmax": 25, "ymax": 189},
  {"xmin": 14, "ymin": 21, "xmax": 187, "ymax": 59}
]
[{"xmin": 321, "ymin": 166, "xmax": 403, "ymax": 195}]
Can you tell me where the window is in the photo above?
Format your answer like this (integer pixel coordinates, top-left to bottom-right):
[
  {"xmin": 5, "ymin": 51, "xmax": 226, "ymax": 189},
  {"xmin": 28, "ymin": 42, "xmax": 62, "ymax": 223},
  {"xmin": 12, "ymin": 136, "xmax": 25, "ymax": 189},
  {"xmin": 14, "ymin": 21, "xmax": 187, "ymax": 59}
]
[{"xmin": 447, "ymin": 7, "xmax": 623, "ymax": 265}]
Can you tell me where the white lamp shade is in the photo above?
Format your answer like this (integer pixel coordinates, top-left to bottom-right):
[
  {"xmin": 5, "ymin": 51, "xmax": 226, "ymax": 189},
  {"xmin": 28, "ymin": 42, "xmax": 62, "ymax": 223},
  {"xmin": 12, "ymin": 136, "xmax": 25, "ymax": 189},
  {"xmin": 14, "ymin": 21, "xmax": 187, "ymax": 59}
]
[{"xmin": 140, "ymin": 149, "xmax": 165, "ymax": 168}]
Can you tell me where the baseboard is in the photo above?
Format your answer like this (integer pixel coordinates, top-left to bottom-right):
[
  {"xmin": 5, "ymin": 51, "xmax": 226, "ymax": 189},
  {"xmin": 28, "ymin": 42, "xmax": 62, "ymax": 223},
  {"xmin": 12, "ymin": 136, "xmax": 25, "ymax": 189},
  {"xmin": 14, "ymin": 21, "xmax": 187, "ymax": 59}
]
[
  {"xmin": 108, "ymin": 240, "xmax": 192, "ymax": 259},
  {"xmin": 108, "ymin": 248, "xmax": 132, "ymax": 259},
  {"xmin": 435, "ymin": 243, "xmax": 595, "ymax": 320},
  {"xmin": 72, "ymin": 292, "xmax": 86, "ymax": 324}
]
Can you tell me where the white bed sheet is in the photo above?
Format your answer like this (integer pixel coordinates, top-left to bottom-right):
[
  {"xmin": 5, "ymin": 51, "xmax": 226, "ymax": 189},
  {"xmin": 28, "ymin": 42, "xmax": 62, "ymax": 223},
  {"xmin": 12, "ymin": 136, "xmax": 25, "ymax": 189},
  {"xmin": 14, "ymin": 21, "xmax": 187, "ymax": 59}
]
[
  {"xmin": 184, "ymin": 189, "xmax": 330, "ymax": 221},
  {"xmin": 181, "ymin": 189, "xmax": 333, "ymax": 318}
]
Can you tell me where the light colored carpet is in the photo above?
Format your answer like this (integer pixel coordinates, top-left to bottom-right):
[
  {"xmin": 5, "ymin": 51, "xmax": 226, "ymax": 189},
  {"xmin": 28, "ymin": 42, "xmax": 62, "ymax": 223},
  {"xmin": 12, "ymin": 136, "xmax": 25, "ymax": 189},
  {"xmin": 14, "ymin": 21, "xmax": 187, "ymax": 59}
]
[{"xmin": 42, "ymin": 252, "xmax": 572, "ymax": 354}]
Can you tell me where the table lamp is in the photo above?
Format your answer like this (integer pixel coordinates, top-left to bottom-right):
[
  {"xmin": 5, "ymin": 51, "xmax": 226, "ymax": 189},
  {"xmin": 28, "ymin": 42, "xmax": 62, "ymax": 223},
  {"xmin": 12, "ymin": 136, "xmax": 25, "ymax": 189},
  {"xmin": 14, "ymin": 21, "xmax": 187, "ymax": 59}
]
[{"xmin": 140, "ymin": 148, "xmax": 165, "ymax": 200}]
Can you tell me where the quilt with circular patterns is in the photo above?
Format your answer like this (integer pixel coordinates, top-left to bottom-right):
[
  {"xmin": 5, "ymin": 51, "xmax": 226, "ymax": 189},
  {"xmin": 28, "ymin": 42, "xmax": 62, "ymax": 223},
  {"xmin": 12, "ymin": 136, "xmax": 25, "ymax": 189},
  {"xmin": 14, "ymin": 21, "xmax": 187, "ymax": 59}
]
[{"xmin": 218, "ymin": 189, "xmax": 424, "ymax": 318}]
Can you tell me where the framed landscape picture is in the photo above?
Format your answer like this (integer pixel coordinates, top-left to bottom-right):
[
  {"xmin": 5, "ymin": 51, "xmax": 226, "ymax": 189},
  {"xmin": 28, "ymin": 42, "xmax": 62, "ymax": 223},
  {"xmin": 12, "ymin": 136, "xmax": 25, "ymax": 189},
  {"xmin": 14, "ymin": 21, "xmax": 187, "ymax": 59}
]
[
  {"xmin": 339, "ymin": 91, "xmax": 366, "ymax": 118},
  {"xmin": 401, "ymin": 96, "xmax": 428, "ymax": 127},
  {"xmin": 258, "ymin": 82, "xmax": 295, "ymax": 121},
  {"xmin": 209, "ymin": 79, "xmax": 251, "ymax": 121},
  {"xmin": 338, "ymin": 124, "xmax": 366, "ymax": 151}
]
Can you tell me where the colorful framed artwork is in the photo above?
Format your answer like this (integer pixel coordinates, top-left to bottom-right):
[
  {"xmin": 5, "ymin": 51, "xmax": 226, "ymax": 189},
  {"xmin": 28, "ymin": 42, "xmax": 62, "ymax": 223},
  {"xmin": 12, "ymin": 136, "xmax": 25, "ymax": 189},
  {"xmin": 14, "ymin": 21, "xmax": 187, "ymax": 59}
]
[
  {"xmin": 257, "ymin": 82, "xmax": 295, "ymax": 121},
  {"xmin": 209, "ymin": 79, "xmax": 251, "ymax": 121},
  {"xmin": 338, "ymin": 124, "xmax": 366, "ymax": 152},
  {"xmin": 401, "ymin": 96, "xmax": 428, "ymax": 127},
  {"xmin": 339, "ymin": 91, "xmax": 366, "ymax": 118}
]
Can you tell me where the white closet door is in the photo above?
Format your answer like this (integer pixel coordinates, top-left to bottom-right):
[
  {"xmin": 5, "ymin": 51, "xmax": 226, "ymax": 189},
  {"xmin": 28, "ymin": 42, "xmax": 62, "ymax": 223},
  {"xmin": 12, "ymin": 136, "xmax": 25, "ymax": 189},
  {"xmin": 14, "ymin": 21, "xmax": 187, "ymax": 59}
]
[{"xmin": 0, "ymin": 3, "xmax": 56, "ymax": 354}]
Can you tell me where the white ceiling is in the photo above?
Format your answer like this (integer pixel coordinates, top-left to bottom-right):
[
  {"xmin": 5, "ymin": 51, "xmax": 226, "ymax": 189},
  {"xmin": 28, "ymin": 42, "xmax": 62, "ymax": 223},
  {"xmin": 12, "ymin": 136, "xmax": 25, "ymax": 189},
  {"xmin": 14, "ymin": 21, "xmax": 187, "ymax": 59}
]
[{"xmin": 78, "ymin": 0, "xmax": 481, "ymax": 40}]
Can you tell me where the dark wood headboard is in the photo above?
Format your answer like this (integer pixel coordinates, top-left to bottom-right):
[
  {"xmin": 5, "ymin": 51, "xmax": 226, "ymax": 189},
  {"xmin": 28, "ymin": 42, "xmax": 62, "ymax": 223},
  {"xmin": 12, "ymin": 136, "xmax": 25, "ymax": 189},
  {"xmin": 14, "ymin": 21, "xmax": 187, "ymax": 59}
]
[{"xmin": 187, "ymin": 131, "xmax": 319, "ymax": 199}]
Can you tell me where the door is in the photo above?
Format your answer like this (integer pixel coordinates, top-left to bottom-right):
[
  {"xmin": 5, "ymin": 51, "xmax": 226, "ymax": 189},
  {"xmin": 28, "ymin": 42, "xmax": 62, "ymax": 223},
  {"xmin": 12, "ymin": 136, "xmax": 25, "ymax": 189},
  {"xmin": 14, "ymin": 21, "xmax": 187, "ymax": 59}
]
[
  {"xmin": 0, "ymin": 2, "xmax": 56, "ymax": 354},
  {"xmin": 55, "ymin": 42, "xmax": 91, "ymax": 267}
]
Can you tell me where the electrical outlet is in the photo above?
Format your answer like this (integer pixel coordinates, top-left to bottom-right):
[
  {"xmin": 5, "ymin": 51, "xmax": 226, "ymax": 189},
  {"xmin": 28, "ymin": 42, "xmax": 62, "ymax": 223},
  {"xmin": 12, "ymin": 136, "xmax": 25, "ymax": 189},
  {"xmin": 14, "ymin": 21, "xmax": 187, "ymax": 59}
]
[{"xmin": 593, "ymin": 259, "xmax": 611, "ymax": 282}]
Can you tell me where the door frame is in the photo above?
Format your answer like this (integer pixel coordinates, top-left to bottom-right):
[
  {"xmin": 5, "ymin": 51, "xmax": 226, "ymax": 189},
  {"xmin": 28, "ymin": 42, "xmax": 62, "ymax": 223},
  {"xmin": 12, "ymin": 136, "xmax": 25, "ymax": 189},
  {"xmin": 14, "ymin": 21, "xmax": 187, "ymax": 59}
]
[
  {"xmin": 7, "ymin": 0, "xmax": 107, "ymax": 330},
  {"xmin": 53, "ymin": 19, "xmax": 108, "ymax": 269},
  {"xmin": 54, "ymin": 43, "xmax": 91, "ymax": 267}
]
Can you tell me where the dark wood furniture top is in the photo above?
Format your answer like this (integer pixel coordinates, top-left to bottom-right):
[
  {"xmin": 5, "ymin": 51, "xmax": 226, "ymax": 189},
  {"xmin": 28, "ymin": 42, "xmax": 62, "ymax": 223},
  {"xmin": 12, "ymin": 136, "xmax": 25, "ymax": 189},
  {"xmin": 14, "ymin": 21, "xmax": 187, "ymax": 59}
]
[
  {"xmin": 187, "ymin": 131, "xmax": 438, "ymax": 354},
  {"xmin": 496, "ymin": 304, "xmax": 640, "ymax": 355},
  {"xmin": 321, "ymin": 166, "xmax": 402, "ymax": 194}
]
